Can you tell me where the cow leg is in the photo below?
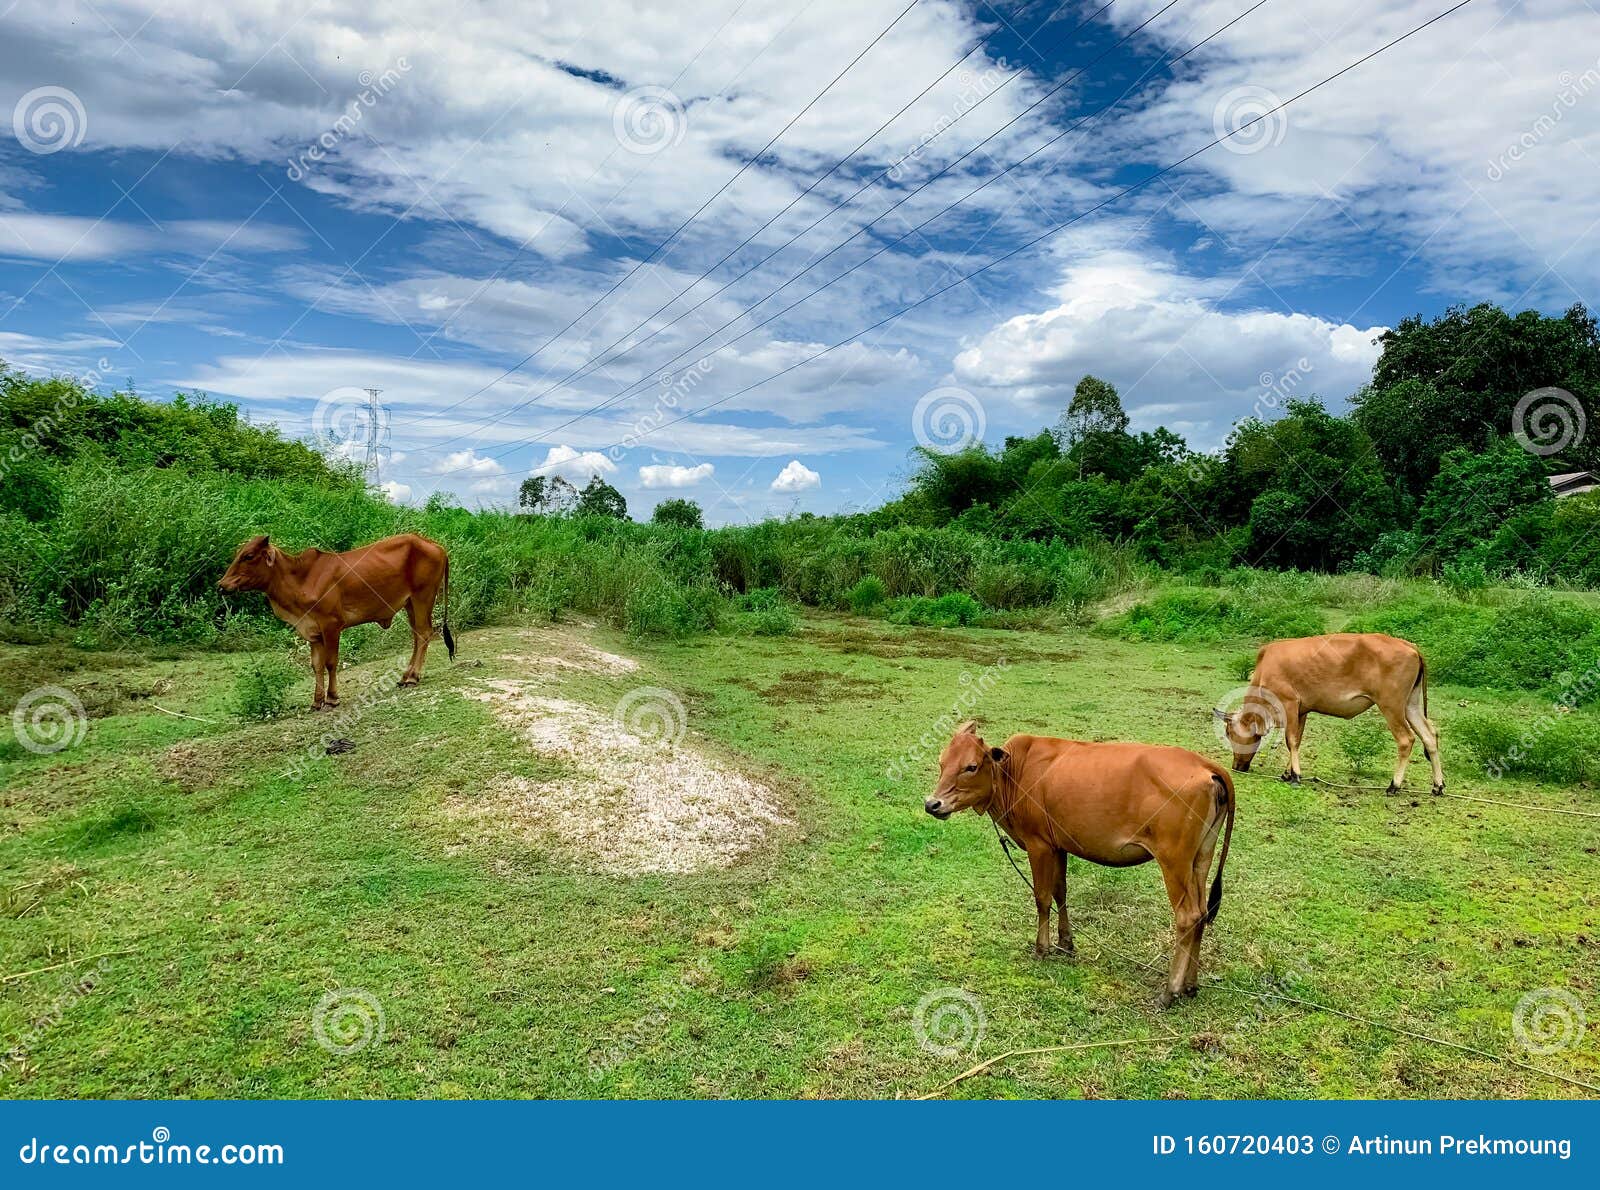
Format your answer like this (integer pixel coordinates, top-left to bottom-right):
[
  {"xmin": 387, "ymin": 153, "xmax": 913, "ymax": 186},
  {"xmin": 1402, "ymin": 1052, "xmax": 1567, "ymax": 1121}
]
[
  {"xmin": 1281, "ymin": 700, "xmax": 1304, "ymax": 784},
  {"xmin": 1156, "ymin": 856, "xmax": 1203, "ymax": 1009},
  {"xmin": 323, "ymin": 628, "xmax": 342, "ymax": 706},
  {"xmin": 1382, "ymin": 705, "xmax": 1414, "ymax": 793},
  {"xmin": 1407, "ymin": 699, "xmax": 1444, "ymax": 795},
  {"xmin": 1026, "ymin": 847, "xmax": 1060, "ymax": 958},
  {"xmin": 1182, "ymin": 810, "xmax": 1226, "ymax": 994},
  {"xmin": 1053, "ymin": 851, "xmax": 1074, "ymax": 955},
  {"xmin": 401, "ymin": 597, "xmax": 432, "ymax": 686},
  {"xmin": 309, "ymin": 639, "xmax": 328, "ymax": 710}
]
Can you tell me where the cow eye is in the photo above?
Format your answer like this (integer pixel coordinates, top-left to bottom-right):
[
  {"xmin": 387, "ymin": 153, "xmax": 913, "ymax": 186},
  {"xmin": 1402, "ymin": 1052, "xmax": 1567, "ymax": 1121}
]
[{"xmin": 964, "ymin": 764, "xmax": 978, "ymax": 773}]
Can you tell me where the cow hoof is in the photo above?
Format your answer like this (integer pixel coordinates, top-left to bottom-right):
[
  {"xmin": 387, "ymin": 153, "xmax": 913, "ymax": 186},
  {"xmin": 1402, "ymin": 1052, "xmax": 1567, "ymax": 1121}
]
[
  {"xmin": 1279, "ymin": 771, "xmax": 1300, "ymax": 785},
  {"xmin": 324, "ymin": 695, "xmax": 340, "ymax": 707},
  {"xmin": 1431, "ymin": 784, "xmax": 1445, "ymax": 797},
  {"xmin": 1155, "ymin": 989, "xmax": 1176, "ymax": 1011},
  {"xmin": 1385, "ymin": 781, "xmax": 1401, "ymax": 795},
  {"xmin": 1182, "ymin": 985, "xmax": 1198, "ymax": 998},
  {"xmin": 1056, "ymin": 944, "xmax": 1077, "ymax": 958}
]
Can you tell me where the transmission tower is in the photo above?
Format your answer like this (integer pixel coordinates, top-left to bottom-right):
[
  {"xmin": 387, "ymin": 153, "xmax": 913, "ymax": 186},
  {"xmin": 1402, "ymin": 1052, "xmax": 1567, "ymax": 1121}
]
[{"xmin": 362, "ymin": 388, "xmax": 390, "ymax": 484}]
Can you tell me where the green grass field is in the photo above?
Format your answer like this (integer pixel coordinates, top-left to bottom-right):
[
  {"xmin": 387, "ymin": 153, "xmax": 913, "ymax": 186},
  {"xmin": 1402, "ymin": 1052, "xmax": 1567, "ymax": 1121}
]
[{"xmin": 2, "ymin": 610, "xmax": 1596, "ymax": 1099}]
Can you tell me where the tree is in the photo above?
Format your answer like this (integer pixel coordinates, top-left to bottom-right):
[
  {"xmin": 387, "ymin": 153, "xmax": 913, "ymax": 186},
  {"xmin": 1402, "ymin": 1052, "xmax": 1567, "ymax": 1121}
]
[
  {"xmin": 576, "ymin": 474, "xmax": 628, "ymax": 519},
  {"xmin": 1057, "ymin": 375, "xmax": 1134, "ymax": 480},
  {"xmin": 1414, "ymin": 437, "xmax": 1550, "ymax": 562},
  {"xmin": 1225, "ymin": 398, "xmax": 1402, "ymax": 570},
  {"xmin": 651, "ymin": 497, "xmax": 703, "ymax": 529},
  {"xmin": 518, "ymin": 474, "xmax": 578, "ymax": 515},
  {"xmin": 1351, "ymin": 302, "xmax": 1600, "ymax": 497}
]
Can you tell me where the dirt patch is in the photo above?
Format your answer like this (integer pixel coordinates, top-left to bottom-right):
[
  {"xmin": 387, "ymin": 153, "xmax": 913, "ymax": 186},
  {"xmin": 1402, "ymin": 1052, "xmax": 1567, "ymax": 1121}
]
[
  {"xmin": 450, "ymin": 683, "xmax": 789, "ymax": 874},
  {"xmin": 807, "ymin": 624, "xmax": 1081, "ymax": 666},
  {"xmin": 497, "ymin": 629, "xmax": 642, "ymax": 676},
  {"xmin": 155, "ymin": 737, "xmax": 242, "ymax": 792},
  {"xmin": 739, "ymin": 669, "xmax": 889, "ymax": 707}
]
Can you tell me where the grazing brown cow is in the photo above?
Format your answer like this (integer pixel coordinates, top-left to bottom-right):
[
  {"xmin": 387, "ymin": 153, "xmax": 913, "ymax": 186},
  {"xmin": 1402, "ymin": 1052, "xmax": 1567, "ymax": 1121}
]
[
  {"xmin": 924, "ymin": 722, "xmax": 1235, "ymax": 1008},
  {"xmin": 1214, "ymin": 632, "xmax": 1443, "ymax": 795},
  {"xmin": 218, "ymin": 533, "xmax": 454, "ymax": 710}
]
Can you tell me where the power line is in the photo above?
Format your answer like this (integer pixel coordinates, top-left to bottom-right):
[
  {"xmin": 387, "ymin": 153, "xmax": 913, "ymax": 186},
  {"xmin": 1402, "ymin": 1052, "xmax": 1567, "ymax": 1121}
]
[
  {"xmin": 410, "ymin": 0, "xmax": 925, "ymax": 432},
  {"xmin": 434, "ymin": 0, "xmax": 1203, "ymax": 478},
  {"xmin": 429, "ymin": 0, "xmax": 1184, "ymax": 478},
  {"xmin": 412, "ymin": 0, "xmax": 1105, "ymax": 457},
  {"xmin": 545, "ymin": 0, "xmax": 1483, "ymax": 467}
]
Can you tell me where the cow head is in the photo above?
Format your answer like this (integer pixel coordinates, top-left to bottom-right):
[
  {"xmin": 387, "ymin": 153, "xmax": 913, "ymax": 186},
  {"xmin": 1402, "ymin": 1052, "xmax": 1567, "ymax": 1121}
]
[
  {"xmin": 1212, "ymin": 689, "xmax": 1283, "ymax": 772},
  {"xmin": 924, "ymin": 720, "xmax": 1008, "ymax": 819},
  {"xmin": 218, "ymin": 535, "xmax": 277, "ymax": 593}
]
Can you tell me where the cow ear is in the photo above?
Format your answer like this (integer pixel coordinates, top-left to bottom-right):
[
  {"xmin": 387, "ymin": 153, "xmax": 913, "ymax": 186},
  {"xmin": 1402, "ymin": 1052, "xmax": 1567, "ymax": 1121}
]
[
  {"xmin": 989, "ymin": 746, "xmax": 1008, "ymax": 764},
  {"xmin": 956, "ymin": 719, "xmax": 978, "ymax": 736},
  {"xmin": 1211, "ymin": 707, "xmax": 1227, "ymax": 722},
  {"xmin": 265, "ymin": 544, "xmax": 276, "ymax": 567}
]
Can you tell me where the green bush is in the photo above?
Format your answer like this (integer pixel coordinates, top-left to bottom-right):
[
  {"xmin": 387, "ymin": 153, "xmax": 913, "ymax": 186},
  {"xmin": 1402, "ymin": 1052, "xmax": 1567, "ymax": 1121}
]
[
  {"xmin": 233, "ymin": 653, "xmax": 300, "ymax": 720},
  {"xmin": 885, "ymin": 592, "xmax": 984, "ymax": 628},
  {"xmin": 1102, "ymin": 587, "xmax": 1324, "ymax": 643},
  {"xmin": 845, "ymin": 575, "xmax": 887, "ymax": 615},
  {"xmin": 1335, "ymin": 714, "xmax": 1391, "ymax": 776},
  {"xmin": 1454, "ymin": 707, "xmax": 1600, "ymax": 784}
]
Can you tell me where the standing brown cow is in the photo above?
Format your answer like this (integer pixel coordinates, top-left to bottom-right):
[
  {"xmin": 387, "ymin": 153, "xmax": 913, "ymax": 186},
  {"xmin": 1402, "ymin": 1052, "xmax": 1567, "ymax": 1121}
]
[
  {"xmin": 1214, "ymin": 632, "xmax": 1443, "ymax": 795},
  {"xmin": 218, "ymin": 532, "xmax": 454, "ymax": 710},
  {"xmin": 924, "ymin": 722, "xmax": 1235, "ymax": 1008}
]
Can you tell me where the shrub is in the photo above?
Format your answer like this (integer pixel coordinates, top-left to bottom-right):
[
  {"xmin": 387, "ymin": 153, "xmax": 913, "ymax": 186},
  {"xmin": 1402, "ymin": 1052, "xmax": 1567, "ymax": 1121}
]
[
  {"xmin": 233, "ymin": 653, "xmax": 300, "ymax": 720},
  {"xmin": 845, "ymin": 575, "xmax": 887, "ymax": 615},
  {"xmin": 1454, "ymin": 707, "xmax": 1600, "ymax": 785},
  {"xmin": 885, "ymin": 592, "xmax": 983, "ymax": 628},
  {"xmin": 1335, "ymin": 714, "xmax": 1391, "ymax": 776},
  {"xmin": 1102, "ymin": 587, "xmax": 1324, "ymax": 643}
]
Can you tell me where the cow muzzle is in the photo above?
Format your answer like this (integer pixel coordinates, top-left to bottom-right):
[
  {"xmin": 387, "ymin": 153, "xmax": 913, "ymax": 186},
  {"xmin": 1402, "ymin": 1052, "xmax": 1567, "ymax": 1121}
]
[{"xmin": 923, "ymin": 796, "xmax": 953, "ymax": 820}]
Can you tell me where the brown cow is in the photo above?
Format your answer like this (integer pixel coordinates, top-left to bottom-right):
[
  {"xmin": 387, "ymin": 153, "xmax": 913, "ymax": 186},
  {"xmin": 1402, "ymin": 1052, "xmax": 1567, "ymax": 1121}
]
[
  {"xmin": 924, "ymin": 722, "xmax": 1235, "ymax": 1008},
  {"xmin": 1214, "ymin": 632, "xmax": 1443, "ymax": 795},
  {"xmin": 218, "ymin": 532, "xmax": 454, "ymax": 710}
]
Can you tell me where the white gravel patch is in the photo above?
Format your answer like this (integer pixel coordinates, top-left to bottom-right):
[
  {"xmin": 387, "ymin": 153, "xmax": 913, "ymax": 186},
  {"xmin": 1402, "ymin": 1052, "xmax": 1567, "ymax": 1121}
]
[{"xmin": 451, "ymin": 684, "xmax": 789, "ymax": 874}]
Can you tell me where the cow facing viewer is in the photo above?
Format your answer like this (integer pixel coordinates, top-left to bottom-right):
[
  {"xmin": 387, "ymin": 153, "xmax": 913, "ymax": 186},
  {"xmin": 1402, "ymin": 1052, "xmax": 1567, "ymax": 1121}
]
[
  {"xmin": 1214, "ymin": 632, "xmax": 1442, "ymax": 795},
  {"xmin": 218, "ymin": 532, "xmax": 454, "ymax": 710},
  {"xmin": 924, "ymin": 722, "xmax": 1235, "ymax": 1008}
]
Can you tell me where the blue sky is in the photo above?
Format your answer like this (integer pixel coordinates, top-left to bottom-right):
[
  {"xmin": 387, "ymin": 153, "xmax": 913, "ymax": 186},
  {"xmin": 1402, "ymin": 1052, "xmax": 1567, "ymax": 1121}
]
[{"xmin": 1, "ymin": 0, "xmax": 1597, "ymax": 521}]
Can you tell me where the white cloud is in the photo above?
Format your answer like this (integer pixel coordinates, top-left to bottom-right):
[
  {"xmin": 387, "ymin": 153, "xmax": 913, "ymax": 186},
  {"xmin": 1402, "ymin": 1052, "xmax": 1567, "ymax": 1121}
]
[
  {"xmin": 953, "ymin": 250, "xmax": 1385, "ymax": 449},
  {"xmin": 770, "ymin": 459, "xmax": 820, "ymax": 492},
  {"xmin": 428, "ymin": 449, "xmax": 503, "ymax": 476},
  {"xmin": 379, "ymin": 480, "xmax": 412, "ymax": 503},
  {"xmin": 639, "ymin": 462, "xmax": 713, "ymax": 488},
  {"xmin": 0, "ymin": 213, "xmax": 301, "ymax": 261},
  {"xmin": 532, "ymin": 444, "xmax": 616, "ymax": 482}
]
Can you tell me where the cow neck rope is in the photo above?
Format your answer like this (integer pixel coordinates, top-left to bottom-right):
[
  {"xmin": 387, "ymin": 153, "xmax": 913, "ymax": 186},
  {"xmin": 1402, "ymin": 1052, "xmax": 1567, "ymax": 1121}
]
[{"xmin": 985, "ymin": 753, "xmax": 1035, "ymax": 893}]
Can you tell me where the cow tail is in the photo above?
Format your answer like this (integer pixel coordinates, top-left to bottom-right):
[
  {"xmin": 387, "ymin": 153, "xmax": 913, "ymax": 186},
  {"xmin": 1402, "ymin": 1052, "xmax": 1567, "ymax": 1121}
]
[
  {"xmin": 1204, "ymin": 771, "xmax": 1235, "ymax": 925},
  {"xmin": 441, "ymin": 556, "xmax": 456, "ymax": 661}
]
